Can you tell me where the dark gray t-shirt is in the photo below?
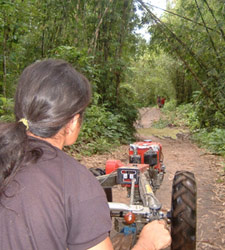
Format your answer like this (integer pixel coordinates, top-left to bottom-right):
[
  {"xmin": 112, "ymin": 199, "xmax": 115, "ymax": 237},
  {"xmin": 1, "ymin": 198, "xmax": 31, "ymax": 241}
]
[{"xmin": 0, "ymin": 139, "xmax": 112, "ymax": 250}]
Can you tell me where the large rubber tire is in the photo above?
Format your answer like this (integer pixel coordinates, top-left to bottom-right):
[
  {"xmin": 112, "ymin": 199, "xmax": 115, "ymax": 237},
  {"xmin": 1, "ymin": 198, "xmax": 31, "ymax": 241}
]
[{"xmin": 171, "ymin": 171, "xmax": 197, "ymax": 250}]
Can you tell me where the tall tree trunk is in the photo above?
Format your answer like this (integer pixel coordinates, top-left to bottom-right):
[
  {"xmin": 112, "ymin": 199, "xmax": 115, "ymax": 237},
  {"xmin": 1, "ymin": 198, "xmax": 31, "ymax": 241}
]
[
  {"xmin": 41, "ymin": 29, "xmax": 45, "ymax": 58},
  {"xmin": 88, "ymin": 0, "xmax": 113, "ymax": 55},
  {"xmin": 74, "ymin": 0, "xmax": 81, "ymax": 45},
  {"xmin": 203, "ymin": 0, "xmax": 225, "ymax": 42},
  {"xmin": 115, "ymin": 0, "xmax": 130, "ymax": 105},
  {"xmin": 138, "ymin": 0, "xmax": 224, "ymax": 115},
  {"xmin": 2, "ymin": 14, "xmax": 8, "ymax": 98},
  {"xmin": 194, "ymin": 0, "xmax": 222, "ymax": 66}
]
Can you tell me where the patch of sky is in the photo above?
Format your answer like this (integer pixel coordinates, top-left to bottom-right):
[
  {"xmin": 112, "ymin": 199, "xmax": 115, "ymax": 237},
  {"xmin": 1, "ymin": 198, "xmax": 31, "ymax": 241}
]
[{"xmin": 135, "ymin": 0, "xmax": 168, "ymax": 42}]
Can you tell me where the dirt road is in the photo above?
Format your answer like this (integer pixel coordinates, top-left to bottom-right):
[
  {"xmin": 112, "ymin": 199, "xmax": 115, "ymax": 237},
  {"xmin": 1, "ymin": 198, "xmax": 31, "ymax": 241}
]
[{"xmin": 80, "ymin": 107, "xmax": 225, "ymax": 250}]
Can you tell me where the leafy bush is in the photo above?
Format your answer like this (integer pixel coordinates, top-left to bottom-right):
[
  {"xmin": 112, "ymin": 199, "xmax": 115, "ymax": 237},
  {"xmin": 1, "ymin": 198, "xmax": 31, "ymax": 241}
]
[
  {"xmin": 175, "ymin": 103, "xmax": 225, "ymax": 156},
  {"xmin": 50, "ymin": 45, "xmax": 101, "ymax": 88},
  {"xmin": 0, "ymin": 96, "xmax": 14, "ymax": 122},
  {"xmin": 162, "ymin": 99, "xmax": 177, "ymax": 112},
  {"xmin": 192, "ymin": 91, "xmax": 225, "ymax": 129},
  {"xmin": 152, "ymin": 118, "xmax": 170, "ymax": 129},
  {"xmin": 50, "ymin": 46, "xmax": 138, "ymax": 155},
  {"xmin": 152, "ymin": 101, "xmax": 225, "ymax": 156},
  {"xmin": 175, "ymin": 103, "xmax": 200, "ymax": 129},
  {"xmin": 67, "ymin": 98, "xmax": 134, "ymax": 155},
  {"xmin": 111, "ymin": 82, "xmax": 138, "ymax": 141},
  {"xmin": 152, "ymin": 99, "xmax": 177, "ymax": 128},
  {"xmin": 192, "ymin": 128, "xmax": 225, "ymax": 156}
]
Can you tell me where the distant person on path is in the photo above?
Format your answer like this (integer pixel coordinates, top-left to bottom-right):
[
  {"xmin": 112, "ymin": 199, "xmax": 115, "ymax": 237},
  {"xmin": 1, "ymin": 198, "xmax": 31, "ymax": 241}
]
[
  {"xmin": 157, "ymin": 96, "xmax": 161, "ymax": 108},
  {"xmin": 0, "ymin": 59, "xmax": 171, "ymax": 250},
  {"xmin": 161, "ymin": 97, "xmax": 166, "ymax": 108}
]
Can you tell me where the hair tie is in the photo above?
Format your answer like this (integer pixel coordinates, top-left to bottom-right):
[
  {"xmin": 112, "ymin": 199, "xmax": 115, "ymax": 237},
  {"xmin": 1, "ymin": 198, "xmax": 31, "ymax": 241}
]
[{"xmin": 19, "ymin": 118, "xmax": 29, "ymax": 130}]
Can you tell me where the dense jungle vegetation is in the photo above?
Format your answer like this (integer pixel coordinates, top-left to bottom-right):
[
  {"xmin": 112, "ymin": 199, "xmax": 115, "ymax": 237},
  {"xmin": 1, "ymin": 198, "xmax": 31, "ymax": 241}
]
[{"xmin": 0, "ymin": 0, "xmax": 224, "ymax": 155}]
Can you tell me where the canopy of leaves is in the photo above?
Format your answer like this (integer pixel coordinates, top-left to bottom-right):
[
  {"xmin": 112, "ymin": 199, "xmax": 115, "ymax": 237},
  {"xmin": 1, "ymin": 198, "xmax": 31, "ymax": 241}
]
[
  {"xmin": 0, "ymin": 0, "xmax": 147, "ymax": 152},
  {"xmin": 0, "ymin": 0, "xmax": 224, "ymax": 155},
  {"xmin": 146, "ymin": 0, "xmax": 225, "ymax": 128}
]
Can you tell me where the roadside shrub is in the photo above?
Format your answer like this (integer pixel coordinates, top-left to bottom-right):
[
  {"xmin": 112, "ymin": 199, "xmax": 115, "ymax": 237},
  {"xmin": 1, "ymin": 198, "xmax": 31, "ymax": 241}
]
[
  {"xmin": 175, "ymin": 103, "xmax": 200, "ymax": 129},
  {"xmin": 50, "ymin": 45, "xmax": 101, "ymax": 88},
  {"xmin": 0, "ymin": 96, "xmax": 14, "ymax": 122},
  {"xmin": 152, "ymin": 99, "xmax": 177, "ymax": 127},
  {"xmin": 112, "ymin": 82, "xmax": 138, "ymax": 140},
  {"xmin": 175, "ymin": 103, "xmax": 225, "ymax": 156},
  {"xmin": 192, "ymin": 128, "xmax": 225, "ymax": 156},
  {"xmin": 192, "ymin": 91, "xmax": 225, "ymax": 129},
  {"xmin": 162, "ymin": 99, "xmax": 177, "ymax": 112},
  {"xmin": 152, "ymin": 102, "xmax": 225, "ymax": 156},
  {"xmin": 152, "ymin": 118, "xmax": 170, "ymax": 129},
  {"xmin": 67, "ymin": 101, "xmax": 133, "ymax": 155}
]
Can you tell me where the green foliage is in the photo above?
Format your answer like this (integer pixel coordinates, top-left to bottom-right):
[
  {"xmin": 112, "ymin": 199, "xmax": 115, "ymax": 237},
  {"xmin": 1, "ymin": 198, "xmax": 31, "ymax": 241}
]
[
  {"xmin": 51, "ymin": 46, "xmax": 96, "ymax": 76},
  {"xmin": 127, "ymin": 52, "xmax": 176, "ymax": 107},
  {"xmin": 1, "ymin": 0, "xmax": 224, "ymax": 157},
  {"xmin": 152, "ymin": 101, "xmax": 225, "ymax": 156},
  {"xmin": 148, "ymin": 0, "xmax": 225, "ymax": 129},
  {"xmin": 192, "ymin": 128, "xmax": 225, "ymax": 156},
  {"xmin": 114, "ymin": 82, "xmax": 139, "ymax": 134},
  {"xmin": 69, "ymin": 101, "xmax": 134, "ymax": 155},
  {"xmin": 175, "ymin": 103, "xmax": 200, "ymax": 129},
  {"xmin": 192, "ymin": 91, "xmax": 225, "ymax": 128},
  {"xmin": 152, "ymin": 118, "xmax": 170, "ymax": 129},
  {"xmin": 50, "ymin": 45, "xmax": 101, "ymax": 89},
  {"xmin": 150, "ymin": 100, "xmax": 177, "ymax": 129},
  {"xmin": 0, "ymin": 96, "xmax": 14, "ymax": 121},
  {"xmin": 175, "ymin": 103, "xmax": 225, "ymax": 155},
  {"xmin": 162, "ymin": 99, "xmax": 177, "ymax": 112},
  {"xmin": 65, "ymin": 91, "xmax": 135, "ymax": 155},
  {"xmin": 0, "ymin": 0, "xmax": 143, "ymax": 156}
]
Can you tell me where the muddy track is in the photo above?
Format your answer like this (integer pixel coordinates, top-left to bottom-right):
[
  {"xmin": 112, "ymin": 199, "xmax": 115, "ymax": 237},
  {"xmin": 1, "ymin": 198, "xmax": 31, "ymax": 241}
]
[{"xmin": 80, "ymin": 107, "xmax": 225, "ymax": 250}]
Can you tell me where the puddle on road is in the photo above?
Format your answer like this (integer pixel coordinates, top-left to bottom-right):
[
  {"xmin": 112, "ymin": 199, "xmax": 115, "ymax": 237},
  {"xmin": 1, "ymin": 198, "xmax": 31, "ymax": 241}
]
[{"xmin": 137, "ymin": 127, "xmax": 188, "ymax": 140}]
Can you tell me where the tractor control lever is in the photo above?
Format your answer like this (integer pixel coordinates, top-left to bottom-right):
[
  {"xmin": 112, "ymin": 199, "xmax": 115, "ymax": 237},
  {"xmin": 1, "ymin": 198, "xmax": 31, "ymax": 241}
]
[{"xmin": 139, "ymin": 172, "xmax": 162, "ymax": 211}]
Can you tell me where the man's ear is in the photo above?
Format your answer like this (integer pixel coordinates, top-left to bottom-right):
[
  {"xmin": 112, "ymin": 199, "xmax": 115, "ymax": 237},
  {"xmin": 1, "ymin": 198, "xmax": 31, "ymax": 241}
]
[{"xmin": 65, "ymin": 114, "xmax": 80, "ymax": 134}]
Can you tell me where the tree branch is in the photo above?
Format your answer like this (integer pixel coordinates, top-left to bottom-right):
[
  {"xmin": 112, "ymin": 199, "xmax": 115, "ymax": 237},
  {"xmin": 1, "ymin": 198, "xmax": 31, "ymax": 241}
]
[
  {"xmin": 146, "ymin": 2, "xmax": 220, "ymax": 34},
  {"xmin": 203, "ymin": 0, "xmax": 225, "ymax": 42},
  {"xmin": 194, "ymin": 0, "xmax": 222, "ymax": 66},
  {"xmin": 137, "ymin": 0, "xmax": 225, "ymax": 116},
  {"xmin": 137, "ymin": 0, "xmax": 208, "ymax": 71},
  {"xmin": 88, "ymin": 0, "xmax": 113, "ymax": 55}
]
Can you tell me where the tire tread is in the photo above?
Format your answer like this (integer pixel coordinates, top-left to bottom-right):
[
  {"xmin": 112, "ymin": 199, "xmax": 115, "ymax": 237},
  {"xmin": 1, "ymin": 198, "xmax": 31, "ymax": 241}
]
[{"xmin": 171, "ymin": 171, "xmax": 197, "ymax": 250}]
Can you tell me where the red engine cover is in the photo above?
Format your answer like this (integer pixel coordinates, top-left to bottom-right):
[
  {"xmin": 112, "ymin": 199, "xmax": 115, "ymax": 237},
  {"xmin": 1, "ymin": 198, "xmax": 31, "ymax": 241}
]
[
  {"xmin": 129, "ymin": 140, "xmax": 162, "ymax": 170},
  {"xmin": 105, "ymin": 160, "xmax": 123, "ymax": 174}
]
